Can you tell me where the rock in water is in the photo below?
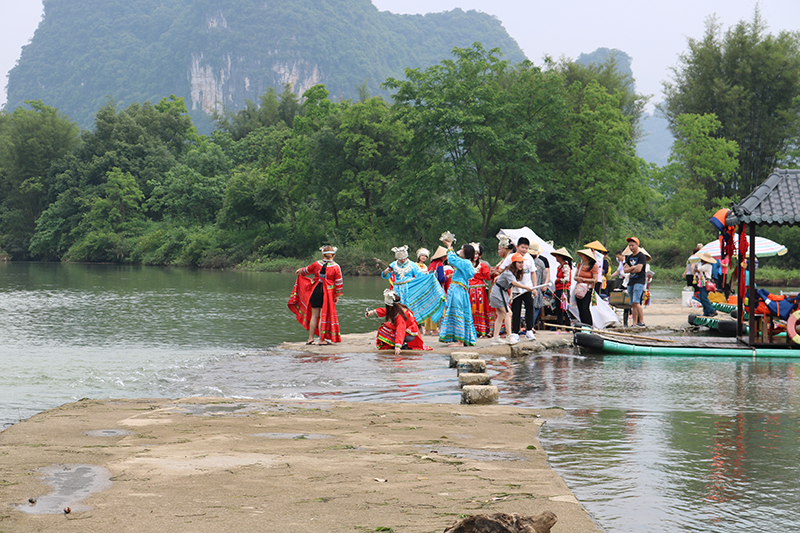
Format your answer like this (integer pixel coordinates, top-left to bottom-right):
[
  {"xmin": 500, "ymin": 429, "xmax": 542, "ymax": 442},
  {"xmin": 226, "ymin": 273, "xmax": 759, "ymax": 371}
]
[{"xmin": 443, "ymin": 511, "xmax": 557, "ymax": 533}]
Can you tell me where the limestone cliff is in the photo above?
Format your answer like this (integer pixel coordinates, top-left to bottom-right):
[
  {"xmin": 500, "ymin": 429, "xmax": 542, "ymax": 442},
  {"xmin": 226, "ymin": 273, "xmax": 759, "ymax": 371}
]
[{"xmin": 5, "ymin": 0, "xmax": 525, "ymax": 130}]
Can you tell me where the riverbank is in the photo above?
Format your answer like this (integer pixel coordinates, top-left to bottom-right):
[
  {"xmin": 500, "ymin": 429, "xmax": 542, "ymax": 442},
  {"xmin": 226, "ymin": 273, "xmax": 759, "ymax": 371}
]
[{"xmin": 0, "ymin": 398, "xmax": 602, "ymax": 533}]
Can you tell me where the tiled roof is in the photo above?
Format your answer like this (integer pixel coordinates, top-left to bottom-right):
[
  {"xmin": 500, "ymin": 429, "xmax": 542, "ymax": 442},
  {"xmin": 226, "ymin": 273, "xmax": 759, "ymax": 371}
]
[{"xmin": 726, "ymin": 168, "xmax": 800, "ymax": 226}]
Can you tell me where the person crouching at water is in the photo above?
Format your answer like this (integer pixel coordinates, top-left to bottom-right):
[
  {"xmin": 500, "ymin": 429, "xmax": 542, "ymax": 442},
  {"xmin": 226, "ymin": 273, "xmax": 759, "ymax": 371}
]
[
  {"xmin": 365, "ymin": 289, "xmax": 431, "ymax": 355},
  {"xmin": 490, "ymin": 253, "xmax": 533, "ymax": 344},
  {"xmin": 288, "ymin": 245, "xmax": 343, "ymax": 345}
]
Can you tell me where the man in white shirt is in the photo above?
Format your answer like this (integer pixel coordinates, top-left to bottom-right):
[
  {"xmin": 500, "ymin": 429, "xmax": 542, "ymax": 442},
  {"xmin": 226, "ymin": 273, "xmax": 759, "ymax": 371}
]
[{"xmin": 499, "ymin": 237, "xmax": 536, "ymax": 342}]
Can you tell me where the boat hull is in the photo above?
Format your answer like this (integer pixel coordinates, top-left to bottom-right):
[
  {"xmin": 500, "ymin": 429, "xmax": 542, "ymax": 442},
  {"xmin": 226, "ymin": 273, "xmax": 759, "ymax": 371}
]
[{"xmin": 575, "ymin": 332, "xmax": 800, "ymax": 357}]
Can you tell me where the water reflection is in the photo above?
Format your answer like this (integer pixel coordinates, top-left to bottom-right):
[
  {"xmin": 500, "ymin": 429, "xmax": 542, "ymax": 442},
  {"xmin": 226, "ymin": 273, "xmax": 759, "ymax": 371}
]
[{"xmin": 503, "ymin": 353, "xmax": 800, "ymax": 533}]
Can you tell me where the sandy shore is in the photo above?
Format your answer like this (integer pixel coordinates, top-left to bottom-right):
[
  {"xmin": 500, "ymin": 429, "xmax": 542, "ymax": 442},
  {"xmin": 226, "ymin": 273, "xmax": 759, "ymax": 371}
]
[{"xmin": 0, "ymin": 298, "xmax": 695, "ymax": 532}]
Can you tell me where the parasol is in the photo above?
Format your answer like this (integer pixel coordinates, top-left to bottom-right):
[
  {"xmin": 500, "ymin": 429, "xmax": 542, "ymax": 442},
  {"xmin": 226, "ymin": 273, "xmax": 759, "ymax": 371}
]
[{"xmin": 688, "ymin": 235, "xmax": 787, "ymax": 263}]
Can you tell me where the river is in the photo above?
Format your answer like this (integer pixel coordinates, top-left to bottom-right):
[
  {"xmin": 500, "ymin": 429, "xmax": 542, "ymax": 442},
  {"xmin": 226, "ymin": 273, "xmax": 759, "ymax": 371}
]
[{"xmin": 1, "ymin": 262, "xmax": 799, "ymax": 532}]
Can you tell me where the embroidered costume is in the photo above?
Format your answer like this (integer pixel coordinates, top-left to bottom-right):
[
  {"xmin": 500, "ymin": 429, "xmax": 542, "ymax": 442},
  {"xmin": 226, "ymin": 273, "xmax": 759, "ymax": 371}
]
[
  {"xmin": 439, "ymin": 250, "xmax": 477, "ymax": 345},
  {"xmin": 288, "ymin": 259, "xmax": 343, "ymax": 342},
  {"xmin": 383, "ymin": 246, "xmax": 446, "ymax": 324},
  {"xmin": 468, "ymin": 260, "xmax": 492, "ymax": 337},
  {"xmin": 382, "ymin": 258, "xmax": 423, "ymax": 298},
  {"xmin": 373, "ymin": 307, "xmax": 431, "ymax": 350}
]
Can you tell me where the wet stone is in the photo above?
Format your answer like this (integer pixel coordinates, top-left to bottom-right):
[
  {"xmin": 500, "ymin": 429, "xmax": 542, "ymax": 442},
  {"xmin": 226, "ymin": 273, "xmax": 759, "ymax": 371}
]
[
  {"xmin": 252, "ymin": 433, "xmax": 333, "ymax": 440},
  {"xmin": 450, "ymin": 351, "xmax": 480, "ymax": 368},
  {"xmin": 85, "ymin": 429, "xmax": 134, "ymax": 437},
  {"xmin": 18, "ymin": 464, "xmax": 112, "ymax": 515},
  {"xmin": 417, "ymin": 445, "xmax": 526, "ymax": 462},
  {"xmin": 457, "ymin": 359, "xmax": 486, "ymax": 374},
  {"xmin": 458, "ymin": 373, "xmax": 491, "ymax": 388}
]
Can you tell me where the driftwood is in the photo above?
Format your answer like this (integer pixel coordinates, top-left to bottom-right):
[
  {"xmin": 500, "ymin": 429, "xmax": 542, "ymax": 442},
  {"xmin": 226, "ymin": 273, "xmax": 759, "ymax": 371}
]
[{"xmin": 443, "ymin": 511, "xmax": 557, "ymax": 533}]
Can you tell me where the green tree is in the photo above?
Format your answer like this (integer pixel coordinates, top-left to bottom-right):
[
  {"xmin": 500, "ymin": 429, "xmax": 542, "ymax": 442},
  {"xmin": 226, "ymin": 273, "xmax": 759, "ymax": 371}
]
[
  {"xmin": 556, "ymin": 52, "xmax": 648, "ymax": 141},
  {"xmin": 146, "ymin": 140, "xmax": 231, "ymax": 224},
  {"xmin": 218, "ymin": 168, "xmax": 282, "ymax": 230},
  {"xmin": 558, "ymin": 81, "xmax": 640, "ymax": 243},
  {"xmin": 0, "ymin": 101, "xmax": 80, "ymax": 258},
  {"xmin": 648, "ymin": 114, "xmax": 739, "ymax": 257},
  {"xmin": 65, "ymin": 167, "xmax": 145, "ymax": 262},
  {"xmin": 662, "ymin": 11, "xmax": 800, "ymax": 196},
  {"xmin": 384, "ymin": 43, "xmax": 567, "ymax": 239},
  {"xmin": 669, "ymin": 113, "xmax": 739, "ymax": 205},
  {"xmin": 213, "ymin": 85, "xmax": 299, "ymax": 141},
  {"xmin": 309, "ymin": 96, "xmax": 409, "ymax": 235}
]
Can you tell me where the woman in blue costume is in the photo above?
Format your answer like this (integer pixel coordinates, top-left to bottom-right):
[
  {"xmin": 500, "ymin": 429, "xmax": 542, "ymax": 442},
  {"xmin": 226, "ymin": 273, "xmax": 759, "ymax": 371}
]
[
  {"xmin": 438, "ymin": 233, "xmax": 477, "ymax": 347},
  {"xmin": 381, "ymin": 246, "xmax": 422, "ymax": 299},
  {"xmin": 382, "ymin": 245, "xmax": 446, "ymax": 325}
]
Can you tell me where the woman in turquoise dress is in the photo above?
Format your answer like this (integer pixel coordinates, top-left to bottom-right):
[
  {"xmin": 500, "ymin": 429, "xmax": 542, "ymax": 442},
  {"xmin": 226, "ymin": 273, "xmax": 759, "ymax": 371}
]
[{"xmin": 438, "ymin": 239, "xmax": 477, "ymax": 346}]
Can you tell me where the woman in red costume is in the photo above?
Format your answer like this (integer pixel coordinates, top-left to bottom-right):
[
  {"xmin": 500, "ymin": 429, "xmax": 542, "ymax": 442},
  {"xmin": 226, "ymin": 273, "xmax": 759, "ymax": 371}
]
[
  {"xmin": 366, "ymin": 289, "xmax": 431, "ymax": 355},
  {"xmin": 468, "ymin": 242, "xmax": 492, "ymax": 337},
  {"xmin": 288, "ymin": 245, "xmax": 343, "ymax": 345}
]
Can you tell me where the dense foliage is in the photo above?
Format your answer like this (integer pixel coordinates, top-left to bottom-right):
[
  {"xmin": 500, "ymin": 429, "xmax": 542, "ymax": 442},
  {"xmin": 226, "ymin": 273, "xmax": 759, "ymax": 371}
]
[
  {"xmin": 662, "ymin": 11, "xmax": 800, "ymax": 198},
  {"xmin": 5, "ymin": 0, "xmax": 525, "ymax": 131},
  {"xmin": 2, "ymin": 11, "xmax": 800, "ymax": 275}
]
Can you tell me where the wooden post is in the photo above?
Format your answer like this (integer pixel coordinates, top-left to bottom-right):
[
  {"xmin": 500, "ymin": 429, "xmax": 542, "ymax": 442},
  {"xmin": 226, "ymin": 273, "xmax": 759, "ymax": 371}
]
[
  {"xmin": 737, "ymin": 222, "xmax": 744, "ymax": 339},
  {"xmin": 748, "ymin": 221, "xmax": 756, "ymax": 345}
]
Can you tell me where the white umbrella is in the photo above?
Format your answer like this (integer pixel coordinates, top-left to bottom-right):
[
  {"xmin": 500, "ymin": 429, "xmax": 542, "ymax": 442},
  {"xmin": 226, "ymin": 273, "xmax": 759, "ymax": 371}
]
[
  {"xmin": 496, "ymin": 227, "xmax": 557, "ymax": 283},
  {"xmin": 688, "ymin": 235, "xmax": 787, "ymax": 263}
]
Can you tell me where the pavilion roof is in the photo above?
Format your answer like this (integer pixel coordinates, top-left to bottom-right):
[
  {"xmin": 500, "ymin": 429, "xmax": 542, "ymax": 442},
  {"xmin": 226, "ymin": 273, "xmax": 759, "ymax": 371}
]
[{"xmin": 726, "ymin": 168, "xmax": 800, "ymax": 226}]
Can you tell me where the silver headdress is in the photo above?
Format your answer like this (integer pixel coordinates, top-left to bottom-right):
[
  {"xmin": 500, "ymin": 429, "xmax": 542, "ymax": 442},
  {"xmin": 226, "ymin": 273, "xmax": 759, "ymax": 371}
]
[
  {"xmin": 416, "ymin": 247, "xmax": 430, "ymax": 259},
  {"xmin": 391, "ymin": 245, "xmax": 409, "ymax": 260},
  {"xmin": 383, "ymin": 288, "xmax": 398, "ymax": 306},
  {"xmin": 498, "ymin": 236, "xmax": 511, "ymax": 249},
  {"xmin": 440, "ymin": 231, "xmax": 456, "ymax": 244},
  {"xmin": 320, "ymin": 245, "xmax": 338, "ymax": 255}
]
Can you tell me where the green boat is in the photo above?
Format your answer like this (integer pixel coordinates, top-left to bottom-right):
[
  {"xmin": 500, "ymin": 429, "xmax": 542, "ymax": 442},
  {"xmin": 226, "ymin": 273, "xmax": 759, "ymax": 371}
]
[{"xmin": 575, "ymin": 332, "xmax": 800, "ymax": 357}]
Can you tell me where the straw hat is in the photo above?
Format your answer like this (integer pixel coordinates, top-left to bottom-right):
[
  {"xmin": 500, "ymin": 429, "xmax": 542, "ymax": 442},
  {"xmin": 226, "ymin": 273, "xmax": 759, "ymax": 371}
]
[
  {"xmin": 551, "ymin": 247, "xmax": 573, "ymax": 260},
  {"xmin": 623, "ymin": 246, "xmax": 651, "ymax": 259},
  {"xmin": 577, "ymin": 249, "xmax": 596, "ymax": 262},
  {"xmin": 696, "ymin": 252, "xmax": 717, "ymax": 264},
  {"xmin": 584, "ymin": 240, "xmax": 608, "ymax": 253},
  {"xmin": 431, "ymin": 246, "xmax": 448, "ymax": 261}
]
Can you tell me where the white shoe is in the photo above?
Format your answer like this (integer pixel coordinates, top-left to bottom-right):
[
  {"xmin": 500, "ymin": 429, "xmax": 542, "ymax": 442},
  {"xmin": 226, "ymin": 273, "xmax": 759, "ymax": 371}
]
[
  {"xmin": 491, "ymin": 337, "xmax": 507, "ymax": 344},
  {"xmin": 525, "ymin": 330, "xmax": 536, "ymax": 341},
  {"xmin": 507, "ymin": 333, "xmax": 520, "ymax": 344}
]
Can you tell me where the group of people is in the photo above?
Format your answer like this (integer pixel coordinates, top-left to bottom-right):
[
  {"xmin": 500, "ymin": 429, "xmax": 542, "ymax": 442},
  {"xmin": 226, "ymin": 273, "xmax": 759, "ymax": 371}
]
[{"xmin": 287, "ymin": 234, "xmax": 652, "ymax": 351}]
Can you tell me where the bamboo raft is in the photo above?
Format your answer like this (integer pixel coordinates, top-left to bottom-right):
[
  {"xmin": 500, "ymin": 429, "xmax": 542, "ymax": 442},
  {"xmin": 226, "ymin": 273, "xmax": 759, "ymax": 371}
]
[
  {"xmin": 688, "ymin": 313, "xmax": 742, "ymax": 335},
  {"xmin": 711, "ymin": 301, "xmax": 738, "ymax": 314},
  {"xmin": 575, "ymin": 331, "xmax": 800, "ymax": 357}
]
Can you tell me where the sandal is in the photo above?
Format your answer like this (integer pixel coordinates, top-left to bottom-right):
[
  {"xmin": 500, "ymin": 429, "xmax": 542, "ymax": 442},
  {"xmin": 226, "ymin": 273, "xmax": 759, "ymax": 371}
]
[
  {"xmin": 317, "ymin": 340, "xmax": 331, "ymax": 346},
  {"xmin": 305, "ymin": 340, "xmax": 315, "ymax": 345}
]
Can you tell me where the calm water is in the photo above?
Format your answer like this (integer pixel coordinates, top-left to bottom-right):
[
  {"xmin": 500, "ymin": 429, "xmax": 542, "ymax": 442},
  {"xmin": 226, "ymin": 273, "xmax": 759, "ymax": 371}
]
[{"xmin": 2, "ymin": 262, "xmax": 800, "ymax": 532}]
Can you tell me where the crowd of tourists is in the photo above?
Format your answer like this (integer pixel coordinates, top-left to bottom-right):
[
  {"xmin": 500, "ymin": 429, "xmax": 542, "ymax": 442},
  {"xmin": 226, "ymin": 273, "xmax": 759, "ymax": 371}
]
[{"xmin": 288, "ymin": 233, "xmax": 651, "ymax": 351}]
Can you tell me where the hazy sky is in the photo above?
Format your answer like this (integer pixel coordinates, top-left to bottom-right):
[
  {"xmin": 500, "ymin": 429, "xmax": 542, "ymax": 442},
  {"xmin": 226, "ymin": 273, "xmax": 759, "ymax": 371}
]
[{"xmin": 2, "ymin": 0, "xmax": 800, "ymax": 109}]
